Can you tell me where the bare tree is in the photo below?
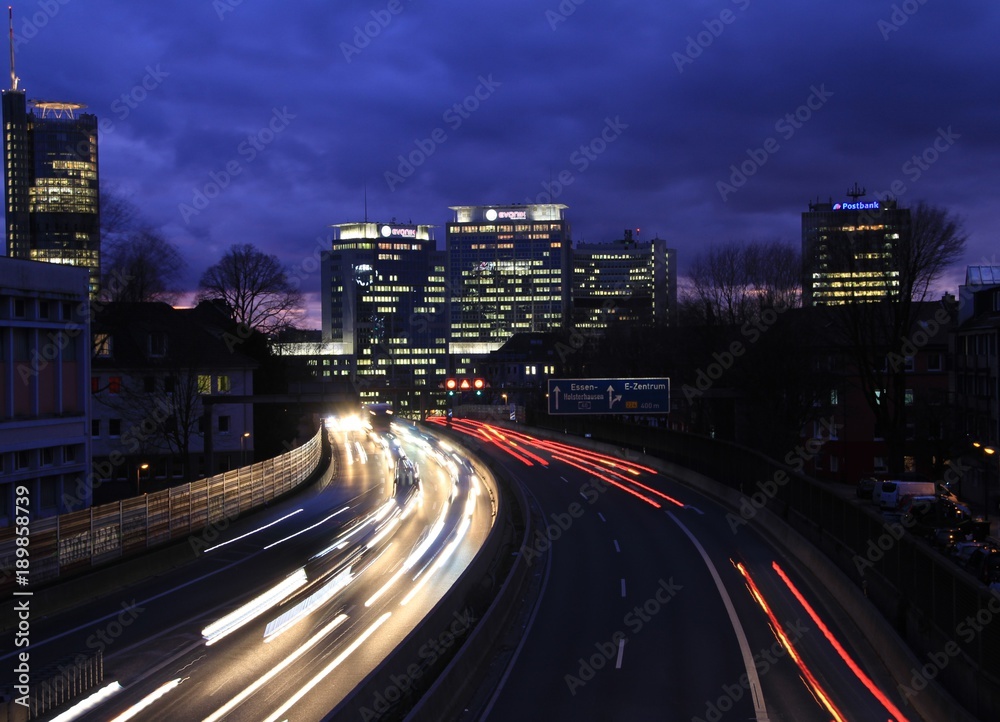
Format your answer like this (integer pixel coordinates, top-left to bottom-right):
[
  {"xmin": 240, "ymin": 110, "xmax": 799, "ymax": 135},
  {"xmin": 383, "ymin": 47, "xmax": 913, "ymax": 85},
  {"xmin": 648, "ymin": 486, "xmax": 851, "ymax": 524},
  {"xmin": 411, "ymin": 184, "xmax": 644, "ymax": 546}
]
[
  {"xmin": 197, "ymin": 243, "xmax": 303, "ymax": 336},
  {"xmin": 686, "ymin": 240, "xmax": 801, "ymax": 326},
  {"xmin": 833, "ymin": 201, "xmax": 966, "ymax": 475},
  {"xmin": 102, "ymin": 230, "xmax": 187, "ymax": 303},
  {"xmin": 100, "ymin": 184, "xmax": 186, "ymax": 303}
]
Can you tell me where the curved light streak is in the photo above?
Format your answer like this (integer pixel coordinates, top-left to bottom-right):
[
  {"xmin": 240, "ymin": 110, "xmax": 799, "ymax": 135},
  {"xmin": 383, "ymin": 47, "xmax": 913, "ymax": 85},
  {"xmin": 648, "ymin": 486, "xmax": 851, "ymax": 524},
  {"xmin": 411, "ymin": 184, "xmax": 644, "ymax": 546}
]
[{"xmin": 202, "ymin": 568, "xmax": 307, "ymax": 646}]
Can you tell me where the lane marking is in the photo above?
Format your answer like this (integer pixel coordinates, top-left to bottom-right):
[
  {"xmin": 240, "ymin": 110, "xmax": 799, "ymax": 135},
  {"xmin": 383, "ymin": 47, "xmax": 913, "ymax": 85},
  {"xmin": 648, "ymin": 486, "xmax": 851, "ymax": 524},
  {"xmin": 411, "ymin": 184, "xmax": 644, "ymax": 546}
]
[
  {"xmin": 613, "ymin": 540, "xmax": 620, "ymax": 553},
  {"xmin": 666, "ymin": 511, "xmax": 769, "ymax": 721},
  {"xmin": 560, "ymin": 476, "xmax": 569, "ymax": 483},
  {"xmin": 621, "ymin": 578, "xmax": 626, "ymax": 597},
  {"xmin": 598, "ymin": 513, "xmax": 606, "ymax": 523},
  {"xmin": 616, "ymin": 638, "xmax": 625, "ymax": 669}
]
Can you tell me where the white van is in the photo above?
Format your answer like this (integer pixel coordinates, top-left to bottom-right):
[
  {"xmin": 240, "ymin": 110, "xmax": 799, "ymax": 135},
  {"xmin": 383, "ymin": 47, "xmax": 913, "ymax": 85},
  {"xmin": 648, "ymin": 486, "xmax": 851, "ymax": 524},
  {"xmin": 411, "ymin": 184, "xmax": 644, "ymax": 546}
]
[{"xmin": 875, "ymin": 479, "xmax": 937, "ymax": 511}]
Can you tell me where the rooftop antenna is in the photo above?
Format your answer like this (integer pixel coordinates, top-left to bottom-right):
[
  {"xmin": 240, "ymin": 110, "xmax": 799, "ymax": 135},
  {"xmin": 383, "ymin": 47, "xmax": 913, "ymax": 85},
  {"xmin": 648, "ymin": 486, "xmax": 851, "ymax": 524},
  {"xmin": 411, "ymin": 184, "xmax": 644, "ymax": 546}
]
[
  {"xmin": 846, "ymin": 181, "xmax": 866, "ymax": 201},
  {"xmin": 8, "ymin": 6, "xmax": 19, "ymax": 91}
]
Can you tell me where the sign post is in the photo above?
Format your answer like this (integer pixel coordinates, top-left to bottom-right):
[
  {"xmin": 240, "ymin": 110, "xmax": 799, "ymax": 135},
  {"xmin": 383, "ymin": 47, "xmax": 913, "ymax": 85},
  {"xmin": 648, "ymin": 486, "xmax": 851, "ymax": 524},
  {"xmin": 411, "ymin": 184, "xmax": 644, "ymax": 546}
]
[{"xmin": 547, "ymin": 378, "xmax": 670, "ymax": 415}]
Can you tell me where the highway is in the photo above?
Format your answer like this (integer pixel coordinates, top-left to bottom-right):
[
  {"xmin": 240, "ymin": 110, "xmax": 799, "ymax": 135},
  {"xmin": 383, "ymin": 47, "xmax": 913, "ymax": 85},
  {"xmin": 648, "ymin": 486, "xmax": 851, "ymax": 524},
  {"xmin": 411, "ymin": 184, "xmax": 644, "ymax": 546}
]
[
  {"xmin": 431, "ymin": 418, "xmax": 920, "ymax": 722},
  {"xmin": 0, "ymin": 419, "xmax": 494, "ymax": 721}
]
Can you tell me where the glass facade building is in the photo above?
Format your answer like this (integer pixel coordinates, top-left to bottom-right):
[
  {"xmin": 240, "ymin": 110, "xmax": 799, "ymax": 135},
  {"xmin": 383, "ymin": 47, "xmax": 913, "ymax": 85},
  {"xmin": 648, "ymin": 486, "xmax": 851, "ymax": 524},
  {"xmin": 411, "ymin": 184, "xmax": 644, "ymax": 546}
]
[
  {"xmin": 447, "ymin": 204, "xmax": 571, "ymax": 354},
  {"xmin": 573, "ymin": 230, "xmax": 676, "ymax": 329},
  {"xmin": 3, "ymin": 91, "xmax": 100, "ymax": 297},
  {"xmin": 802, "ymin": 198, "xmax": 910, "ymax": 306},
  {"xmin": 320, "ymin": 221, "xmax": 448, "ymax": 413}
]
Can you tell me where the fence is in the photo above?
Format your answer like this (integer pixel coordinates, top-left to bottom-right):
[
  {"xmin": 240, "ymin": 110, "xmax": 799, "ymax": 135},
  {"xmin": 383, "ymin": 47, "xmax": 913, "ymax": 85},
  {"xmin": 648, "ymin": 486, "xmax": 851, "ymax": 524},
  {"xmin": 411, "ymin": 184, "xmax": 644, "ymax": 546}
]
[{"xmin": 0, "ymin": 426, "xmax": 326, "ymax": 594}]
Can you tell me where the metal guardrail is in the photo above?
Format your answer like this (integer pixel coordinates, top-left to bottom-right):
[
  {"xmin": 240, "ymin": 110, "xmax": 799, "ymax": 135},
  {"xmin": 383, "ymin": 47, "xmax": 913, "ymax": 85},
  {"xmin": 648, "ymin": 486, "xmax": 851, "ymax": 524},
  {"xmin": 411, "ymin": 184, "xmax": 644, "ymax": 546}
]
[{"xmin": 0, "ymin": 427, "xmax": 325, "ymax": 595}]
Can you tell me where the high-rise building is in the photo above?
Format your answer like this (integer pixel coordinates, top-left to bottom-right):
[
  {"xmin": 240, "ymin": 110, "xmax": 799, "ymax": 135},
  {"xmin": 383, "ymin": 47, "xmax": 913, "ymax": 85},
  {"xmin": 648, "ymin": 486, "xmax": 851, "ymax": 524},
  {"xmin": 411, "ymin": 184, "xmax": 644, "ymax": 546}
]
[
  {"xmin": 801, "ymin": 192, "xmax": 910, "ymax": 306},
  {"xmin": 319, "ymin": 221, "xmax": 448, "ymax": 410},
  {"xmin": 3, "ymin": 85, "xmax": 100, "ymax": 297},
  {"xmin": 447, "ymin": 204, "xmax": 571, "ymax": 354},
  {"xmin": 573, "ymin": 230, "xmax": 677, "ymax": 329},
  {"xmin": 1, "ymin": 257, "xmax": 92, "ymax": 521}
]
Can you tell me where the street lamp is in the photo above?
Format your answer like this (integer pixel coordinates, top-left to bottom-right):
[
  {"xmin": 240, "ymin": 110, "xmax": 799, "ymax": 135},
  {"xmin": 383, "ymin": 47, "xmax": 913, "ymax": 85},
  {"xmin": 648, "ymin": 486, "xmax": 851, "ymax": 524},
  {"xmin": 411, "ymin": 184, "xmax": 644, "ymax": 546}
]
[
  {"xmin": 973, "ymin": 442, "xmax": 996, "ymax": 522},
  {"xmin": 241, "ymin": 432, "xmax": 251, "ymax": 467},
  {"xmin": 136, "ymin": 463, "xmax": 149, "ymax": 496}
]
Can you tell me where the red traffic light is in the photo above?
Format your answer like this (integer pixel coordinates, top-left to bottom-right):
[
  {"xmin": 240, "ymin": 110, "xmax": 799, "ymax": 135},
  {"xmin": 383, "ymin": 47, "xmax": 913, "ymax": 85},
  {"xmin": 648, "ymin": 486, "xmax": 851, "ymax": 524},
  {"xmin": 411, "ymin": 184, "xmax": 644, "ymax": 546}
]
[
  {"xmin": 445, "ymin": 378, "xmax": 458, "ymax": 390},
  {"xmin": 459, "ymin": 379, "xmax": 471, "ymax": 391},
  {"xmin": 473, "ymin": 378, "xmax": 485, "ymax": 390}
]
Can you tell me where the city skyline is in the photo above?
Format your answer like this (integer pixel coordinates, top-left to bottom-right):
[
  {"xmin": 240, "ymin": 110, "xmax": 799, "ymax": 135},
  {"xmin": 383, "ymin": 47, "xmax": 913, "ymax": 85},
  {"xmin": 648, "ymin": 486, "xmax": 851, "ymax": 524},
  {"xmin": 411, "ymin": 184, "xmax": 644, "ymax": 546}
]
[{"xmin": 3, "ymin": 1, "xmax": 998, "ymax": 326}]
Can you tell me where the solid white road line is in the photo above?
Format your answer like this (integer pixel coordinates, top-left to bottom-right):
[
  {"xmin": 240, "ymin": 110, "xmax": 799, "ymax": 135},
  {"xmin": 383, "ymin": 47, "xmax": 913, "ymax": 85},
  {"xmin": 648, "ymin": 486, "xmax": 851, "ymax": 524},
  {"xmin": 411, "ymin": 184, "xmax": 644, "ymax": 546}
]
[{"xmin": 666, "ymin": 511, "xmax": 769, "ymax": 721}]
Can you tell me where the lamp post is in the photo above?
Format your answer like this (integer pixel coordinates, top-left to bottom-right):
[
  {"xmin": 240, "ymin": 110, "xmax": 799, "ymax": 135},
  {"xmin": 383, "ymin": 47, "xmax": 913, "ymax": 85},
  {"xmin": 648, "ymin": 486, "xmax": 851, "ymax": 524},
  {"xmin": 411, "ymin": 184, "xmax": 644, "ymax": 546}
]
[
  {"xmin": 136, "ymin": 463, "xmax": 149, "ymax": 496},
  {"xmin": 241, "ymin": 432, "xmax": 251, "ymax": 467},
  {"xmin": 973, "ymin": 442, "xmax": 995, "ymax": 522}
]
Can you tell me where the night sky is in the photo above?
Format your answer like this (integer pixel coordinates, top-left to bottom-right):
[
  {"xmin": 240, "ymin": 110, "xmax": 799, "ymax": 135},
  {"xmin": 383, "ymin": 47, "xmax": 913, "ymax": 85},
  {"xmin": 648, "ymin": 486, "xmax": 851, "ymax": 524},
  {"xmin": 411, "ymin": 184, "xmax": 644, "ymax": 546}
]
[{"xmin": 7, "ymin": 0, "xmax": 999, "ymax": 326}]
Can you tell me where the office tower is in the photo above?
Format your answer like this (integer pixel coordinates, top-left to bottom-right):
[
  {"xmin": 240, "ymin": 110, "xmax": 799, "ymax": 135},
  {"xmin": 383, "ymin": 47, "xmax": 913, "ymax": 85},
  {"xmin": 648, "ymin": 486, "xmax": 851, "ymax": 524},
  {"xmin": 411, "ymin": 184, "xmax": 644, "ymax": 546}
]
[
  {"xmin": 801, "ymin": 188, "xmax": 910, "ymax": 306},
  {"xmin": 3, "ymin": 78, "xmax": 100, "ymax": 297},
  {"xmin": 320, "ymin": 221, "xmax": 448, "ymax": 401},
  {"xmin": 447, "ymin": 204, "xmax": 571, "ymax": 354},
  {"xmin": 573, "ymin": 229, "xmax": 677, "ymax": 329}
]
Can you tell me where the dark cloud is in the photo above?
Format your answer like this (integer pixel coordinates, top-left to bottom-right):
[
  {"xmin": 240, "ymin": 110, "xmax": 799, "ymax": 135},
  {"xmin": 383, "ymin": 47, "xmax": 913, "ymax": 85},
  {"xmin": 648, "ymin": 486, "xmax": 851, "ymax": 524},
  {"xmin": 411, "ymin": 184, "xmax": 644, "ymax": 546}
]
[{"xmin": 6, "ymin": 0, "xmax": 998, "ymax": 326}]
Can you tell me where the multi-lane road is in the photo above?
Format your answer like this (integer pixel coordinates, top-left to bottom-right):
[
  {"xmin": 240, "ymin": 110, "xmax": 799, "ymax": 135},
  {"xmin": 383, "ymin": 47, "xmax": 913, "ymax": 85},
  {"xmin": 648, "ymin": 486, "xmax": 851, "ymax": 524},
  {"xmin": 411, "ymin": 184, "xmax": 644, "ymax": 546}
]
[
  {"xmin": 5, "ymin": 415, "xmax": 941, "ymax": 720},
  {"xmin": 1, "ymin": 419, "xmax": 493, "ymax": 721},
  {"xmin": 432, "ymin": 418, "xmax": 922, "ymax": 722}
]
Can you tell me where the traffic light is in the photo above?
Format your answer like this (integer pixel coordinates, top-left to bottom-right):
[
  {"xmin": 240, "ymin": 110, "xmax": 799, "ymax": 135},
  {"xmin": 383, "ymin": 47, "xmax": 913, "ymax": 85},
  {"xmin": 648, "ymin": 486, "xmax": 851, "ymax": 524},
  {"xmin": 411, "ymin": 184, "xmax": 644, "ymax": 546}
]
[
  {"xmin": 444, "ymin": 378, "xmax": 458, "ymax": 396},
  {"xmin": 473, "ymin": 378, "xmax": 485, "ymax": 396}
]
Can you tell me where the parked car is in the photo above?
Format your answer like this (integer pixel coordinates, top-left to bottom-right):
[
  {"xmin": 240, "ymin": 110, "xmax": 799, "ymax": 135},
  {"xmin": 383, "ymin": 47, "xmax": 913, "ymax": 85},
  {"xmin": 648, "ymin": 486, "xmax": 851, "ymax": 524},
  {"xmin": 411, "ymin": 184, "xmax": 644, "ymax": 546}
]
[
  {"xmin": 901, "ymin": 495, "xmax": 973, "ymax": 542},
  {"xmin": 856, "ymin": 476, "xmax": 877, "ymax": 499},
  {"xmin": 965, "ymin": 544, "xmax": 1000, "ymax": 585},
  {"xmin": 877, "ymin": 479, "xmax": 937, "ymax": 511}
]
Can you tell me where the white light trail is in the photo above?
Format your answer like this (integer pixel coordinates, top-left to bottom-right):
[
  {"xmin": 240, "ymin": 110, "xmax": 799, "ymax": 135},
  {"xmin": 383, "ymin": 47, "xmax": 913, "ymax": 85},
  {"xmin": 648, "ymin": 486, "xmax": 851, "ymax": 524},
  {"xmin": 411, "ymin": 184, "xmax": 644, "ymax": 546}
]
[
  {"xmin": 202, "ymin": 568, "xmax": 307, "ymax": 646},
  {"xmin": 49, "ymin": 681, "xmax": 122, "ymax": 722},
  {"xmin": 201, "ymin": 613, "xmax": 349, "ymax": 722},
  {"xmin": 264, "ymin": 567, "xmax": 353, "ymax": 643},
  {"xmin": 108, "ymin": 678, "xmax": 183, "ymax": 722},
  {"xmin": 263, "ymin": 507, "xmax": 350, "ymax": 550},
  {"xmin": 261, "ymin": 613, "xmax": 392, "ymax": 722},
  {"xmin": 203, "ymin": 509, "xmax": 304, "ymax": 553}
]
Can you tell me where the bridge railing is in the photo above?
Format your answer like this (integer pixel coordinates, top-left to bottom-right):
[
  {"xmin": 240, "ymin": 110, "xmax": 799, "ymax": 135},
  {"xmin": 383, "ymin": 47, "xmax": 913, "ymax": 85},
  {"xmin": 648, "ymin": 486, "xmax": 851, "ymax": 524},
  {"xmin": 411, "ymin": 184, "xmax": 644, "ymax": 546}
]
[{"xmin": 0, "ymin": 426, "xmax": 326, "ymax": 594}]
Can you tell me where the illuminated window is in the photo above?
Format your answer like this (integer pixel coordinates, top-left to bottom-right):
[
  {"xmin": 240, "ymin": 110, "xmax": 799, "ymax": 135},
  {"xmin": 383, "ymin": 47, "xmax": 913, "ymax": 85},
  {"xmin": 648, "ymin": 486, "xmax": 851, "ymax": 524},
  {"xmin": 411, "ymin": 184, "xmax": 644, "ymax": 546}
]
[
  {"xmin": 94, "ymin": 333, "xmax": 112, "ymax": 357},
  {"xmin": 198, "ymin": 375, "xmax": 212, "ymax": 394},
  {"xmin": 218, "ymin": 375, "xmax": 231, "ymax": 393}
]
